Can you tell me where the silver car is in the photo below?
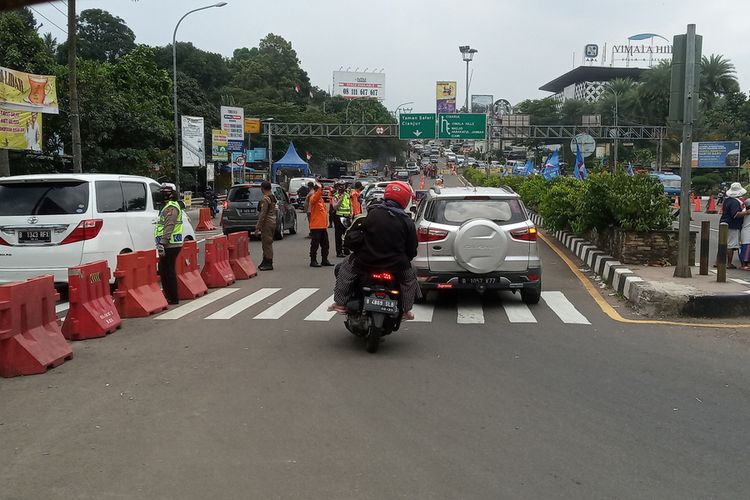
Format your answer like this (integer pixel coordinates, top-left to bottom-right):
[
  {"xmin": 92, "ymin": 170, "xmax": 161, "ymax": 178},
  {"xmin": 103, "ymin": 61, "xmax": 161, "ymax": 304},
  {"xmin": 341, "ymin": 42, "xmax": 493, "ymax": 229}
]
[{"xmin": 413, "ymin": 186, "xmax": 542, "ymax": 304}]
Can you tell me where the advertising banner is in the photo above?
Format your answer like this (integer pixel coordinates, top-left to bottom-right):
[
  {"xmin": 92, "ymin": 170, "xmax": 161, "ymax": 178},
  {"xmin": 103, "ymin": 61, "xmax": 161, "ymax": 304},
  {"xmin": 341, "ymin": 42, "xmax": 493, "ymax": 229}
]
[
  {"xmin": 227, "ymin": 140, "xmax": 244, "ymax": 153},
  {"xmin": 436, "ymin": 81, "xmax": 457, "ymax": 114},
  {"xmin": 220, "ymin": 105, "xmax": 244, "ymax": 141},
  {"xmin": 181, "ymin": 115, "xmax": 205, "ymax": 167},
  {"xmin": 332, "ymin": 71, "xmax": 385, "ymax": 100},
  {"xmin": 206, "ymin": 162, "xmax": 215, "ymax": 182},
  {"xmin": 690, "ymin": 141, "xmax": 741, "ymax": 168},
  {"xmin": 244, "ymin": 117, "xmax": 261, "ymax": 134},
  {"xmin": 211, "ymin": 129, "xmax": 228, "ymax": 162},
  {"xmin": 0, "ymin": 108, "xmax": 42, "ymax": 151},
  {"xmin": 471, "ymin": 94, "xmax": 494, "ymax": 114},
  {"xmin": 0, "ymin": 66, "xmax": 59, "ymax": 114},
  {"xmin": 246, "ymin": 148, "xmax": 267, "ymax": 162}
]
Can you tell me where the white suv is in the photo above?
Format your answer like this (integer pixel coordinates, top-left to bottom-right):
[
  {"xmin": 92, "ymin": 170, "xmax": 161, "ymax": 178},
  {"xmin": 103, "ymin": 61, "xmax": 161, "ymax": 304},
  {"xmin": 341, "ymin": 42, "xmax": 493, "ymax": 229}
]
[
  {"xmin": 413, "ymin": 186, "xmax": 542, "ymax": 304},
  {"xmin": 0, "ymin": 174, "xmax": 195, "ymax": 284}
]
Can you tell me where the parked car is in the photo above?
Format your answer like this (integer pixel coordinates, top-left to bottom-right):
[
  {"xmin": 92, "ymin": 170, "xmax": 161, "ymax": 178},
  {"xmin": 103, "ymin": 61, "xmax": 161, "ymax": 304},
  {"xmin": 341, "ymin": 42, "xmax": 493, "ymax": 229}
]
[
  {"xmin": 221, "ymin": 182, "xmax": 298, "ymax": 240},
  {"xmin": 288, "ymin": 177, "xmax": 316, "ymax": 210},
  {"xmin": 412, "ymin": 186, "xmax": 542, "ymax": 304},
  {"xmin": 0, "ymin": 173, "xmax": 196, "ymax": 284},
  {"xmin": 650, "ymin": 172, "xmax": 681, "ymax": 197}
]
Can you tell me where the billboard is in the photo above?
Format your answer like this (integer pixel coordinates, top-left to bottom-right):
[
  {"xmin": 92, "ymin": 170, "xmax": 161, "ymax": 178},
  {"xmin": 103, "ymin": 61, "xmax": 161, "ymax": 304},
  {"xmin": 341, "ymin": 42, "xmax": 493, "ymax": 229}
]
[
  {"xmin": 471, "ymin": 94, "xmax": 494, "ymax": 114},
  {"xmin": 220, "ymin": 105, "xmax": 244, "ymax": 141},
  {"xmin": 332, "ymin": 71, "xmax": 385, "ymax": 100},
  {"xmin": 690, "ymin": 141, "xmax": 741, "ymax": 168},
  {"xmin": 0, "ymin": 66, "xmax": 59, "ymax": 114},
  {"xmin": 181, "ymin": 116, "xmax": 205, "ymax": 167},
  {"xmin": 436, "ymin": 81, "xmax": 456, "ymax": 114},
  {"xmin": 0, "ymin": 109, "xmax": 42, "ymax": 151},
  {"xmin": 211, "ymin": 129, "xmax": 228, "ymax": 162}
]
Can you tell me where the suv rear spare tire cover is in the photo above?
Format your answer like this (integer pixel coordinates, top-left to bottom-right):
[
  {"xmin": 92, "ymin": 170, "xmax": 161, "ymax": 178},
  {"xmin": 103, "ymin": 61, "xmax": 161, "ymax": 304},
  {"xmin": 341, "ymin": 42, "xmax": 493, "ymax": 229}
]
[{"xmin": 453, "ymin": 219, "xmax": 508, "ymax": 274}]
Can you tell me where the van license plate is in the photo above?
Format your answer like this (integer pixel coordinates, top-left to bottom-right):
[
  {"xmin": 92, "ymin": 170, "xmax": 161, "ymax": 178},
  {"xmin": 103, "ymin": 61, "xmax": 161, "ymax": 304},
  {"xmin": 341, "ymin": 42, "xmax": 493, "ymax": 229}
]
[
  {"xmin": 364, "ymin": 296, "xmax": 398, "ymax": 314},
  {"xmin": 18, "ymin": 230, "xmax": 51, "ymax": 243}
]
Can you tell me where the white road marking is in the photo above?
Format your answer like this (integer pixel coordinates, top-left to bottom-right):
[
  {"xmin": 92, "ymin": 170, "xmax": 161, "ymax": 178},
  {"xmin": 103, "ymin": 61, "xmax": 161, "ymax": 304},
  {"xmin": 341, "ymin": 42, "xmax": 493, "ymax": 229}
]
[
  {"xmin": 206, "ymin": 288, "xmax": 281, "ymax": 320},
  {"xmin": 730, "ymin": 278, "xmax": 750, "ymax": 286},
  {"xmin": 541, "ymin": 291, "xmax": 591, "ymax": 325},
  {"xmin": 410, "ymin": 303, "xmax": 435, "ymax": 322},
  {"xmin": 457, "ymin": 296, "xmax": 484, "ymax": 324},
  {"xmin": 254, "ymin": 288, "xmax": 318, "ymax": 320},
  {"xmin": 55, "ymin": 302, "xmax": 69, "ymax": 314},
  {"xmin": 155, "ymin": 288, "xmax": 239, "ymax": 320},
  {"xmin": 502, "ymin": 301, "xmax": 537, "ymax": 323},
  {"xmin": 304, "ymin": 294, "xmax": 337, "ymax": 322}
]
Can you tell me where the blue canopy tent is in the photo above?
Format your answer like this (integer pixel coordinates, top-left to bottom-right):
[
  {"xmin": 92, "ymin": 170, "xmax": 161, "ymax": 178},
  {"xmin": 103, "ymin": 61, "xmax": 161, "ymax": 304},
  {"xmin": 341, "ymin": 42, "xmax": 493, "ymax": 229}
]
[{"xmin": 272, "ymin": 142, "xmax": 311, "ymax": 182}]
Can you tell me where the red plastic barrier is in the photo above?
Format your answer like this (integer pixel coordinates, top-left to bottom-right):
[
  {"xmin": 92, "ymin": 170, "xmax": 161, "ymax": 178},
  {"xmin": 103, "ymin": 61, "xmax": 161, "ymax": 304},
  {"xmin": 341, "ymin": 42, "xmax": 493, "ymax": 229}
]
[
  {"xmin": 201, "ymin": 235, "xmax": 236, "ymax": 288},
  {"xmin": 227, "ymin": 231, "xmax": 258, "ymax": 280},
  {"xmin": 177, "ymin": 240, "xmax": 208, "ymax": 299},
  {"xmin": 114, "ymin": 250, "xmax": 168, "ymax": 317},
  {"xmin": 195, "ymin": 207, "xmax": 216, "ymax": 231},
  {"xmin": 62, "ymin": 260, "xmax": 122, "ymax": 341},
  {"xmin": 0, "ymin": 275, "xmax": 73, "ymax": 377}
]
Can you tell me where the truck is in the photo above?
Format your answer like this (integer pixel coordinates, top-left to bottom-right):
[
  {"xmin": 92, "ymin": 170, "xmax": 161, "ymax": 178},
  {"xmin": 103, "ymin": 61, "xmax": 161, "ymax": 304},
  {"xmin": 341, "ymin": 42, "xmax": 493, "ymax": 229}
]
[{"xmin": 326, "ymin": 160, "xmax": 352, "ymax": 179}]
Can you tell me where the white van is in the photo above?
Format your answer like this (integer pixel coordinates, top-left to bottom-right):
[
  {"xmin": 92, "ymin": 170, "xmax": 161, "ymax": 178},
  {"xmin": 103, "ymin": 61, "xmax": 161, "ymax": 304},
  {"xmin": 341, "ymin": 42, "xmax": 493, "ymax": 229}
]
[{"xmin": 0, "ymin": 174, "xmax": 195, "ymax": 284}]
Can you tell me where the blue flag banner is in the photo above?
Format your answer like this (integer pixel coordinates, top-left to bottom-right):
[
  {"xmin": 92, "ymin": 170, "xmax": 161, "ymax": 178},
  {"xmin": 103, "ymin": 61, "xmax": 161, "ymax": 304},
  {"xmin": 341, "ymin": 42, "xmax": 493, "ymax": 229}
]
[
  {"xmin": 523, "ymin": 159, "xmax": 534, "ymax": 177},
  {"xmin": 542, "ymin": 150, "xmax": 560, "ymax": 180},
  {"xmin": 627, "ymin": 162, "xmax": 635, "ymax": 176},
  {"xmin": 573, "ymin": 138, "xmax": 587, "ymax": 180}
]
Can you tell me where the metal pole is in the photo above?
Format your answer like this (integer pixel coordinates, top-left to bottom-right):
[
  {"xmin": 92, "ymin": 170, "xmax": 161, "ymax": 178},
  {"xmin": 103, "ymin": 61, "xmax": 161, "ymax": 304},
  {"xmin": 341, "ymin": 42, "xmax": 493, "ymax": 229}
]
[
  {"xmin": 613, "ymin": 91, "xmax": 618, "ymax": 172},
  {"xmin": 172, "ymin": 31, "xmax": 179, "ymax": 191},
  {"xmin": 68, "ymin": 0, "xmax": 82, "ymax": 173},
  {"xmin": 674, "ymin": 24, "xmax": 697, "ymax": 278},
  {"xmin": 699, "ymin": 220, "xmax": 710, "ymax": 275},
  {"xmin": 267, "ymin": 124, "xmax": 273, "ymax": 179},
  {"xmin": 465, "ymin": 60, "xmax": 470, "ymax": 113},
  {"xmin": 717, "ymin": 222, "xmax": 728, "ymax": 282}
]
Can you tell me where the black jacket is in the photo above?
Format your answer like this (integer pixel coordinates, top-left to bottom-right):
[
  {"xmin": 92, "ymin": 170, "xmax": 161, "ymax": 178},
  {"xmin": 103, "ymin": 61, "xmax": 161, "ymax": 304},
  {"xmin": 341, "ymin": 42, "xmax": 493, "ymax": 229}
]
[{"xmin": 353, "ymin": 203, "xmax": 418, "ymax": 273}]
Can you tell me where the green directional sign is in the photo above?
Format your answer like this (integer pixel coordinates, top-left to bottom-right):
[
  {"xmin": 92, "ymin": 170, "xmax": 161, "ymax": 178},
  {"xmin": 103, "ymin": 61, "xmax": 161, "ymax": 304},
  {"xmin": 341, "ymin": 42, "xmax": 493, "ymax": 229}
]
[
  {"xmin": 399, "ymin": 113, "xmax": 436, "ymax": 140},
  {"xmin": 438, "ymin": 113, "xmax": 487, "ymax": 140}
]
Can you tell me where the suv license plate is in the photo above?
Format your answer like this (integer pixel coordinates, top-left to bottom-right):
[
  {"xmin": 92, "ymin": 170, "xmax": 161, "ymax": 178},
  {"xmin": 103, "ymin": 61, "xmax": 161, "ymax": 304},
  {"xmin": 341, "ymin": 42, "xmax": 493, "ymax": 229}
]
[
  {"xmin": 238, "ymin": 208, "xmax": 255, "ymax": 214},
  {"xmin": 364, "ymin": 296, "xmax": 398, "ymax": 314},
  {"xmin": 460, "ymin": 277, "xmax": 497, "ymax": 285},
  {"xmin": 18, "ymin": 230, "xmax": 51, "ymax": 243}
]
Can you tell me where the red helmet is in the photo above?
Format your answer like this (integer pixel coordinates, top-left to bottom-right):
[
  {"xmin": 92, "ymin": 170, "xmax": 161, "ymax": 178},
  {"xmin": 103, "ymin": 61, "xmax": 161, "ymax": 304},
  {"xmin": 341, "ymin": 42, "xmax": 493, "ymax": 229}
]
[{"xmin": 384, "ymin": 181, "xmax": 412, "ymax": 209}]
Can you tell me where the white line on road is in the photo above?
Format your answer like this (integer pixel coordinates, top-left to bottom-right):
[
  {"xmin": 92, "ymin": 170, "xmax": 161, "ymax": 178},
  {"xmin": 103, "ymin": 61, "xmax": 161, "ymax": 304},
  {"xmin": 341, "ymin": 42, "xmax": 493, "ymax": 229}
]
[
  {"xmin": 55, "ymin": 302, "xmax": 69, "ymax": 314},
  {"xmin": 156, "ymin": 288, "xmax": 239, "ymax": 320},
  {"xmin": 410, "ymin": 303, "xmax": 435, "ymax": 322},
  {"xmin": 457, "ymin": 296, "xmax": 484, "ymax": 324},
  {"xmin": 305, "ymin": 294, "xmax": 337, "ymax": 322},
  {"xmin": 541, "ymin": 291, "xmax": 590, "ymax": 325},
  {"xmin": 254, "ymin": 288, "xmax": 318, "ymax": 320},
  {"xmin": 206, "ymin": 288, "xmax": 281, "ymax": 320},
  {"xmin": 730, "ymin": 278, "xmax": 750, "ymax": 286},
  {"xmin": 502, "ymin": 301, "xmax": 537, "ymax": 323}
]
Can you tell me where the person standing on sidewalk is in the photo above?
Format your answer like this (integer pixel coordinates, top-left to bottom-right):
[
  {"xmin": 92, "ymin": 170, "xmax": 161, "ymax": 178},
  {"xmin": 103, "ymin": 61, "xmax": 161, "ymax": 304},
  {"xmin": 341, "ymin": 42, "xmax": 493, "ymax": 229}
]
[
  {"xmin": 308, "ymin": 181, "xmax": 334, "ymax": 267},
  {"xmin": 255, "ymin": 181, "xmax": 277, "ymax": 271},
  {"xmin": 155, "ymin": 183, "xmax": 184, "ymax": 305},
  {"xmin": 717, "ymin": 182, "xmax": 746, "ymax": 269},
  {"xmin": 333, "ymin": 182, "xmax": 353, "ymax": 257}
]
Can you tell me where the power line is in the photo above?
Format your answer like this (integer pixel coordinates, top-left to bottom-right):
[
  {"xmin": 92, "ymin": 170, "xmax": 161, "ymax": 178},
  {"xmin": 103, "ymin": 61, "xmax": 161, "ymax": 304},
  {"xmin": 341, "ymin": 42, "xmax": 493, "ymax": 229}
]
[
  {"xmin": 29, "ymin": 6, "xmax": 68, "ymax": 35},
  {"xmin": 48, "ymin": 2, "xmax": 67, "ymax": 17}
]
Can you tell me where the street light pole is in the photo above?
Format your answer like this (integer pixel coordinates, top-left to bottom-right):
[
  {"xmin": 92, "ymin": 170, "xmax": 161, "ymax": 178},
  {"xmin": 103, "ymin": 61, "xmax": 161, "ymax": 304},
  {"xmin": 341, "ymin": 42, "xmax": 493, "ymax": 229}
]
[
  {"xmin": 610, "ymin": 89, "xmax": 619, "ymax": 172},
  {"xmin": 394, "ymin": 101, "xmax": 414, "ymax": 121},
  {"xmin": 465, "ymin": 59, "xmax": 470, "ymax": 112},
  {"xmin": 459, "ymin": 45, "xmax": 478, "ymax": 113},
  {"xmin": 262, "ymin": 118, "xmax": 275, "ymax": 178},
  {"xmin": 172, "ymin": 2, "xmax": 227, "ymax": 192}
]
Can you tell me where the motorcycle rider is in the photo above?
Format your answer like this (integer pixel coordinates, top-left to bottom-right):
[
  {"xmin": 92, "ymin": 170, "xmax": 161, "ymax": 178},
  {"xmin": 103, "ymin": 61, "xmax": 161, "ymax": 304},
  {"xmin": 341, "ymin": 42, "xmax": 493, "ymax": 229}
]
[
  {"xmin": 204, "ymin": 186, "xmax": 218, "ymax": 218},
  {"xmin": 329, "ymin": 181, "xmax": 419, "ymax": 321}
]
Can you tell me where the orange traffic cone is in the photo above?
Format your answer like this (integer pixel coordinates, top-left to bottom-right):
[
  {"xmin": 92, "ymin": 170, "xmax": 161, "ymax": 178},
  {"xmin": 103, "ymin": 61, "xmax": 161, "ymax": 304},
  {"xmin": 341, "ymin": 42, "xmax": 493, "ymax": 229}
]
[
  {"xmin": 694, "ymin": 195, "xmax": 701, "ymax": 212},
  {"xmin": 673, "ymin": 195, "xmax": 680, "ymax": 209},
  {"xmin": 706, "ymin": 194, "xmax": 718, "ymax": 214}
]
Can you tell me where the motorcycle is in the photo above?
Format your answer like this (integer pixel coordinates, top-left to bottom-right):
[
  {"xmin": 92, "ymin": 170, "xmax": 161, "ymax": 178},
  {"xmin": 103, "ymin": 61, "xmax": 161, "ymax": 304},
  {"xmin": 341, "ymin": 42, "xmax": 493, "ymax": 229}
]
[
  {"xmin": 204, "ymin": 193, "xmax": 219, "ymax": 218},
  {"xmin": 344, "ymin": 271, "xmax": 402, "ymax": 353}
]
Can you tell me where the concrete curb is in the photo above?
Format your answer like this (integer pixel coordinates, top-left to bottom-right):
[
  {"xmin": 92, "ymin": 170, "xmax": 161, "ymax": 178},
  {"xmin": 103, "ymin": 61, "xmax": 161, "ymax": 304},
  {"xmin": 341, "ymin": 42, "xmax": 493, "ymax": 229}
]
[{"xmin": 529, "ymin": 212, "xmax": 750, "ymax": 318}]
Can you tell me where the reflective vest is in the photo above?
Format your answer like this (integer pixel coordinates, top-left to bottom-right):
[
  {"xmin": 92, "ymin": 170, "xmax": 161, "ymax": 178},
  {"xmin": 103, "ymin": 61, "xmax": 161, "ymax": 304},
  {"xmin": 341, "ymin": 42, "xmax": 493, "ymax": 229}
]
[
  {"xmin": 336, "ymin": 191, "xmax": 352, "ymax": 216},
  {"xmin": 154, "ymin": 200, "xmax": 184, "ymax": 245}
]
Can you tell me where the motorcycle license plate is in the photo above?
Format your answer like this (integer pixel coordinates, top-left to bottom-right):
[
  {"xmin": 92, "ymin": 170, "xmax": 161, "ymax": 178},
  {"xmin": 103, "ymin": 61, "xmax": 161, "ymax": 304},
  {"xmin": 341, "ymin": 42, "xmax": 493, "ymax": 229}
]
[{"xmin": 364, "ymin": 296, "xmax": 398, "ymax": 314}]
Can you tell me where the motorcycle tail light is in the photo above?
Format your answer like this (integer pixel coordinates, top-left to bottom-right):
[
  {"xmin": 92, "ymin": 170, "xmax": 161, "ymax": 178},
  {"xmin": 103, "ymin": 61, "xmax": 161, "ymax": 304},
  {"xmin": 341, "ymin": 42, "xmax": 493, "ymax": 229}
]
[{"xmin": 371, "ymin": 272, "xmax": 394, "ymax": 281}]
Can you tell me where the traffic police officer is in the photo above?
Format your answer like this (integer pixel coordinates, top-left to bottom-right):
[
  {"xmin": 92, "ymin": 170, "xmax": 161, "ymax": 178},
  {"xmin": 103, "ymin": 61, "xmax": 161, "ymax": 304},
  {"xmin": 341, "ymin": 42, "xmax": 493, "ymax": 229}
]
[
  {"xmin": 155, "ymin": 183, "xmax": 184, "ymax": 304},
  {"xmin": 333, "ymin": 182, "xmax": 352, "ymax": 257}
]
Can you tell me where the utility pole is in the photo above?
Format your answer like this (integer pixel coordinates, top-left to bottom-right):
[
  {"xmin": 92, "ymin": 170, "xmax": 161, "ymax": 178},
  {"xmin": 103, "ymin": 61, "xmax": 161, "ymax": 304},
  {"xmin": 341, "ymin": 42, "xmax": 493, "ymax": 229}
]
[
  {"xmin": 68, "ymin": 0, "xmax": 82, "ymax": 173},
  {"xmin": 0, "ymin": 149, "xmax": 9, "ymax": 177}
]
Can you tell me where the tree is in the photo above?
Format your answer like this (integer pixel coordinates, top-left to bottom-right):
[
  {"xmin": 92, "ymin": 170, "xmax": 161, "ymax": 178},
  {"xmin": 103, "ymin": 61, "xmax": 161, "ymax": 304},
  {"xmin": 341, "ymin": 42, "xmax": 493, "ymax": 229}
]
[
  {"xmin": 637, "ymin": 60, "xmax": 671, "ymax": 125},
  {"xmin": 42, "ymin": 32, "xmax": 57, "ymax": 58},
  {"xmin": 700, "ymin": 54, "xmax": 740, "ymax": 110},
  {"xmin": 514, "ymin": 98, "xmax": 560, "ymax": 125},
  {"xmin": 0, "ymin": 8, "xmax": 53, "ymax": 73},
  {"xmin": 57, "ymin": 8, "xmax": 136, "ymax": 64}
]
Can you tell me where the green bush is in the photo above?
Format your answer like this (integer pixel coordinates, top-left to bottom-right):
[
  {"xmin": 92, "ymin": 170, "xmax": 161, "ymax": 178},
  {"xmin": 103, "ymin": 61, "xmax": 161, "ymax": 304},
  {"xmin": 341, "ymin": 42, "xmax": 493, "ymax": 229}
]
[
  {"xmin": 517, "ymin": 175, "xmax": 547, "ymax": 210},
  {"xmin": 692, "ymin": 173, "xmax": 722, "ymax": 195},
  {"xmin": 575, "ymin": 173, "xmax": 615, "ymax": 232},
  {"xmin": 538, "ymin": 177, "xmax": 585, "ymax": 232},
  {"xmin": 609, "ymin": 173, "xmax": 671, "ymax": 231}
]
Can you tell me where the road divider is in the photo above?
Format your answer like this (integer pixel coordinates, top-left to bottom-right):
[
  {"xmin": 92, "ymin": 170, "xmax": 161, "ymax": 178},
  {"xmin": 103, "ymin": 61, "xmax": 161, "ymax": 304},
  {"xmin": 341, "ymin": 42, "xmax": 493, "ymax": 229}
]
[
  {"xmin": 0, "ymin": 275, "xmax": 73, "ymax": 377},
  {"xmin": 114, "ymin": 250, "xmax": 169, "ymax": 317},
  {"xmin": 227, "ymin": 231, "xmax": 258, "ymax": 280},
  {"xmin": 195, "ymin": 207, "xmax": 217, "ymax": 231},
  {"xmin": 62, "ymin": 260, "xmax": 122, "ymax": 340},
  {"xmin": 177, "ymin": 240, "xmax": 209, "ymax": 300},
  {"xmin": 201, "ymin": 235, "xmax": 236, "ymax": 288}
]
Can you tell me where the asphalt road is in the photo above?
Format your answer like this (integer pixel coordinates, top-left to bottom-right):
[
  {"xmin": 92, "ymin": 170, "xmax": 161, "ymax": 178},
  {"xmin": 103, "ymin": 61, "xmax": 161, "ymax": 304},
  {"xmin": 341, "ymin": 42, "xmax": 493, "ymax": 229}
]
[{"xmin": 2, "ymin": 173, "xmax": 750, "ymax": 499}]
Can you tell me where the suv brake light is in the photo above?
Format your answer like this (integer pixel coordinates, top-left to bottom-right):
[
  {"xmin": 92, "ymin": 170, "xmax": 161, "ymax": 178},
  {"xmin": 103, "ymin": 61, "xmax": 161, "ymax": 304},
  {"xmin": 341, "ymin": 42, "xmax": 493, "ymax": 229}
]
[
  {"xmin": 223, "ymin": 200, "xmax": 229, "ymax": 209},
  {"xmin": 61, "ymin": 219, "xmax": 103, "ymax": 244},
  {"xmin": 417, "ymin": 227, "xmax": 449, "ymax": 242},
  {"xmin": 510, "ymin": 226, "xmax": 537, "ymax": 241}
]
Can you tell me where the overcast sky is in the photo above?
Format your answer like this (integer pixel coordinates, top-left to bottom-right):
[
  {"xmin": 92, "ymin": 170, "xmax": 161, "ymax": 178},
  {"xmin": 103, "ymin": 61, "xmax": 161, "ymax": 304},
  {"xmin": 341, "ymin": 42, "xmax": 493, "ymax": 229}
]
[{"xmin": 30, "ymin": 0, "xmax": 750, "ymax": 114}]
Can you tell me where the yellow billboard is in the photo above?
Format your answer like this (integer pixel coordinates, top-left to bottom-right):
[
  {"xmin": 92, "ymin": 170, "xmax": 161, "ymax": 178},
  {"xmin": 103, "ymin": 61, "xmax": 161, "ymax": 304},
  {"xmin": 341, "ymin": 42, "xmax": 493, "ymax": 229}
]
[
  {"xmin": 0, "ymin": 66, "xmax": 59, "ymax": 114},
  {"xmin": 244, "ymin": 117, "xmax": 261, "ymax": 134},
  {"xmin": 436, "ymin": 81, "xmax": 457, "ymax": 100},
  {"xmin": 0, "ymin": 109, "xmax": 42, "ymax": 151}
]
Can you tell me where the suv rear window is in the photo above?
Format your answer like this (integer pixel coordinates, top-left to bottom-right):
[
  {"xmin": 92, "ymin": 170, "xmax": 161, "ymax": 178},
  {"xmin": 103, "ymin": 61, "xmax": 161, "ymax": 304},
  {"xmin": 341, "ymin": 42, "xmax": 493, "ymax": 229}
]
[
  {"xmin": 0, "ymin": 181, "xmax": 89, "ymax": 215},
  {"xmin": 429, "ymin": 198, "xmax": 526, "ymax": 226},
  {"xmin": 228, "ymin": 186, "xmax": 263, "ymax": 202}
]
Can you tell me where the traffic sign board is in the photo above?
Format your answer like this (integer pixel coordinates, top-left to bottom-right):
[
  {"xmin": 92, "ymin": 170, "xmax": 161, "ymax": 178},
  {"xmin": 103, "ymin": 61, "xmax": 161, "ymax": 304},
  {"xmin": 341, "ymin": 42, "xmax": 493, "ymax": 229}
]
[
  {"xmin": 438, "ymin": 113, "xmax": 487, "ymax": 139},
  {"xmin": 399, "ymin": 113, "xmax": 436, "ymax": 140}
]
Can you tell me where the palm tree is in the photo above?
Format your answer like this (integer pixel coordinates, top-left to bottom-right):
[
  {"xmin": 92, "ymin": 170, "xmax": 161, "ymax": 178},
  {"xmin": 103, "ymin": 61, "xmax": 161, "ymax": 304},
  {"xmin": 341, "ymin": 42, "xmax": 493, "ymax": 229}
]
[
  {"xmin": 638, "ymin": 60, "xmax": 671, "ymax": 124},
  {"xmin": 42, "ymin": 32, "xmax": 57, "ymax": 58},
  {"xmin": 597, "ymin": 78, "xmax": 638, "ymax": 125},
  {"xmin": 700, "ymin": 54, "xmax": 740, "ymax": 110}
]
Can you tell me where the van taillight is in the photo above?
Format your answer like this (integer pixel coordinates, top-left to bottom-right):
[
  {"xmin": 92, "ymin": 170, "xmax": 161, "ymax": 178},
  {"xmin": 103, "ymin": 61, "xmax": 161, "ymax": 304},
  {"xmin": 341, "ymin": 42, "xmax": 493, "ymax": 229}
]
[
  {"xmin": 61, "ymin": 219, "xmax": 103, "ymax": 244},
  {"xmin": 417, "ymin": 227, "xmax": 449, "ymax": 242},
  {"xmin": 0, "ymin": 236, "xmax": 8, "ymax": 246},
  {"xmin": 510, "ymin": 226, "xmax": 537, "ymax": 241}
]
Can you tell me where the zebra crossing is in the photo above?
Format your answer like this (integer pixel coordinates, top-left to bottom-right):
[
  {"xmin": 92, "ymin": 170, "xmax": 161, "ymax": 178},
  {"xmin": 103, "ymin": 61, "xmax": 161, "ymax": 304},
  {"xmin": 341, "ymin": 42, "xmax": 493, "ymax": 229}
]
[
  {"xmin": 149, "ymin": 287, "xmax": 592, "ymax": 325},
  {"xmin": 53, "ymin": 287, "xmax": 593, "ymax": 326}
]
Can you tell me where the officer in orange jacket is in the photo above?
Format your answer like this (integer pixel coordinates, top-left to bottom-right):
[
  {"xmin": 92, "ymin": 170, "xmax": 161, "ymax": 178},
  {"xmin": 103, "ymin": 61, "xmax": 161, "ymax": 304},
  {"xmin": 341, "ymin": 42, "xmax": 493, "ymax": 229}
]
[{"xmin": 308, "ymin": 181, "xmax": 334, "ymax": 268}]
